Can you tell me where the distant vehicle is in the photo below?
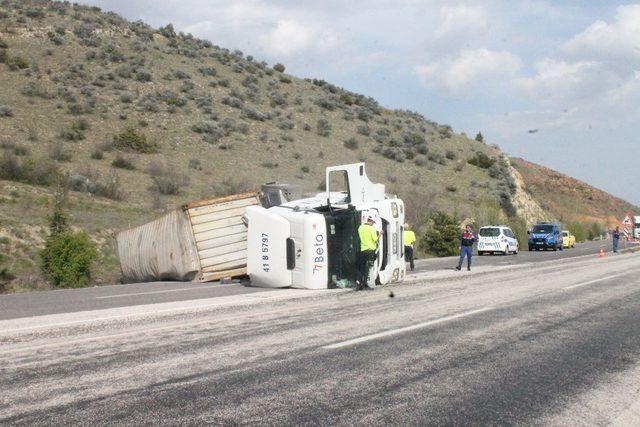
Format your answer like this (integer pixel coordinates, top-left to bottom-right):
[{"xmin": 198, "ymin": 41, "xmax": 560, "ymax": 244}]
[
  {"xmin": 562, "ymin": 230, "xmax": 576, "ymax": 248},
  {"xmin": 528, "ymin": 222, "xmax": 563, "ymax": 251},
  {"xmin": 634, "ymin": 216, "xmax": 640, "ymax": 239},
  {"xmin": 478, "ymin": 225, "xmax": 519, "ymax": 255}
]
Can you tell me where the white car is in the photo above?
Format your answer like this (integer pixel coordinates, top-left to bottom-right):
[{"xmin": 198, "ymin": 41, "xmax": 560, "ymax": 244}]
[{"xmin": 477, "ymin": 225, "xmax": 519, "ymax": 255}]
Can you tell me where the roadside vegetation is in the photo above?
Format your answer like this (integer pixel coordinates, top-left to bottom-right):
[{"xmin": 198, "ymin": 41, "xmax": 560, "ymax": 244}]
[{"xmin": 40, "ymin": 188, "xmax": 98, "ymax": 288}]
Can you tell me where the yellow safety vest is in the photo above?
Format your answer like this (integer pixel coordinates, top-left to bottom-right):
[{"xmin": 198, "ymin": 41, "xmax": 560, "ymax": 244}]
[
  {"xmin": 358, "ymin": 223, "xmax": 378, "ymax": 251},
  {"xmin": 403, "ymin": 230, "xmax": 416, "ymax": 246}
]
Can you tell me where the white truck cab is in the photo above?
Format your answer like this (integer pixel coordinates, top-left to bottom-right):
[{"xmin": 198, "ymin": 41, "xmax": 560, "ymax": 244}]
[{"xmin": 246, "ymin": 163, "xmax": 406, "ymax": 289}]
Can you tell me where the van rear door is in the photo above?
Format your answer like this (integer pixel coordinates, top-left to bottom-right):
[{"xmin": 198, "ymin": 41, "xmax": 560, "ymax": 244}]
[{"xmin": 246, "ymin": 206, "xmax": 292, "ymax": 288}]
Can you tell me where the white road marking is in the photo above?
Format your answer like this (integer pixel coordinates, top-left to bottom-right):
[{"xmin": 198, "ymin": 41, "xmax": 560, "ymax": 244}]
[
  {"xmin": 563, "ymin": 273, "xmax": 626, "ymax": 290},
  {"xmin": 94, "ymin": 283, "xmax": 241, "ymax": 299},
  {"xmin": 322, "ymin": 307, "xmax": 493, "ymax": 350}
]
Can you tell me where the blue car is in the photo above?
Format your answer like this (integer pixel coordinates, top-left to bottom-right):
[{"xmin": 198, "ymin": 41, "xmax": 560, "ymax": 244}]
[{"xmin": 528, "ymin": 223, "xmax": 563, "ymax": 251}]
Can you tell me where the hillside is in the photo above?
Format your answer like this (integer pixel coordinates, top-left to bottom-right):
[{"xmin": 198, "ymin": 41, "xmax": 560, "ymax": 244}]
[
  {"xmin": 511, "ymin": 157, "xmax": 637, "ymax": 227},
  {"xmin": 0, "ymin": 0, "xmax": 633, "ymax": 292}
]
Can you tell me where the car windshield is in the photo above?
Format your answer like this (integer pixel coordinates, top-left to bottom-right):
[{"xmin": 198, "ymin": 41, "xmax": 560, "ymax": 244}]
[
  {"xmin": 532, "ymin": 225, "xmax": 553, "ymax": 234},
  {"xmin": 563, "ymin": 232, "xmax": 568, "ymax": 236},
  {"xmin": 479, "ymin": 227, "xmax": 500, "ymax": 237}
]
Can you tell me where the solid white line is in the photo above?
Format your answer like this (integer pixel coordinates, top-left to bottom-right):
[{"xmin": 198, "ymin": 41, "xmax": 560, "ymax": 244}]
[
  {"xmin": 322, "ymin": 307, "xmax": 494, "ymax": 350},
  {"xmin": 94, "ymin": 283, "xmax": 240, "ymax": 299},
  {"xmin": 563, "ymin": 273, "xmax": 626, "ymax": 290}
]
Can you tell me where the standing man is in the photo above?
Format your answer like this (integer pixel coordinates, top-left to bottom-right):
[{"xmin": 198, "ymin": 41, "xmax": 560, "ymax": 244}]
[
  {"xmin": 612, "ymin": 226, "xmax": 621, "ymax": 253},
  {"xmin": 357, "ymin": 215, "xmax": 381, "ymax": 290},
  {"xmin": 403, "ymin": 223, "xmax": 416, "ymax": 271},
  {"xmin": 456, "ymin": 224, "xmax": 476, "ymax": 271}
]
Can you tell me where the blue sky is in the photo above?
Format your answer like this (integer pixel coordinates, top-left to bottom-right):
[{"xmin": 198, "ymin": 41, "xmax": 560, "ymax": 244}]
[{"xmin": 80, "ymin": 1, "xmax": 640, "ymax": 206}]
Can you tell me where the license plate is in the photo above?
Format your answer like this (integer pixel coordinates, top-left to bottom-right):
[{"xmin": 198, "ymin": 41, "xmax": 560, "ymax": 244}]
[{"xmin": 536, "ymin": 242, "xmax": 544, "ymax": 245}]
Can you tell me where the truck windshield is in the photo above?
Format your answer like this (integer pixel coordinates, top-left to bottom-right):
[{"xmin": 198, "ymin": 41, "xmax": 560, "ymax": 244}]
[
  {"xmin": 325, "ymin": 209, "xmax": 359, "ymax": 286},
  {"xmin": 479, "ymin": 228, "xmax": 500, "ymax": 237},
  {"xmin": 532, "ymin": 225, "xmax": 553, "ymax": 234}
]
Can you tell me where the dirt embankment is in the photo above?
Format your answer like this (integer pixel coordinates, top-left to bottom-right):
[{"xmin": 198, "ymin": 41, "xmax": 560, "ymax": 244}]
[{"xmin": 510, "ymin": 157, "xmax": 638, "ymax": 226}]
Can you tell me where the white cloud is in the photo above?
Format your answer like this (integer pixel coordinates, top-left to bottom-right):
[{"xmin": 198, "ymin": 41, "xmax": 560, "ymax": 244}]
[
  {"xmin": 414, "ymin": 48, "xmax": 522, "ymax": 96},
  {"xmin": 258, "ymin": 19, "xmax": 338, "ymax": 56},
  {"xmin": 435, "ymin": 5, "xmax": 488, "ymax": 39},
  {"xmin": 563, "ymin": 4, "xmax": 640, "ymax": 63},
  {"xmin": 514, "ymin": 59, "xmax": 609, "ymax": 103}
]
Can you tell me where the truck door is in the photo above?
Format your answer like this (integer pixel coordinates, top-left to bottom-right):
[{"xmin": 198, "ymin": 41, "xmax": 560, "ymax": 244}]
[{"xmin": 245, "ymin": 206, "xmax": 293, "ymax": 288}]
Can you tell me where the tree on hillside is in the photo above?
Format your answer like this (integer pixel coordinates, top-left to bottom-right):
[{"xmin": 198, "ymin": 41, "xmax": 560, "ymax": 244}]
[
  {"xmin": 419, "ymin": 211, "xmax": 460, "ymax": 257},
  {"xmin": 41, "ymin": 187, "xmax": 98, "ymax": 288},
  {"xmin": 475, "ymin": 132, "xmax": 484, "ymax": 142}
]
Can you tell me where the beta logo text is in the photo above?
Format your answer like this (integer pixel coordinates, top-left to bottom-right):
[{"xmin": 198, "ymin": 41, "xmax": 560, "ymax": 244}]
[{"xmin": 312, "ymin": 233, "xmax": 324, "ymax": 274}]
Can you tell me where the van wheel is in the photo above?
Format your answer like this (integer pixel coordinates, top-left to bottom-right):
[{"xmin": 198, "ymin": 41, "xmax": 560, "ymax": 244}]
[{"xmin": 478, "ymin": 251, "xmax": 484, "ymax": 256}]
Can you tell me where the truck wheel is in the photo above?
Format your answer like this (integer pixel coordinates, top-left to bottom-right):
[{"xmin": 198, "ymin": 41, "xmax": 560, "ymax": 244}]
[{"xmin": 478, "ymin": 251, "xmax": 484, "ymax": 256}]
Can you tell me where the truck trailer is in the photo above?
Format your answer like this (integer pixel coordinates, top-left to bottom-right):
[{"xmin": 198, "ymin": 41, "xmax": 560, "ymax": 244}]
[
  {"xmin": 245, "ymin": 163, "xmax": 406, "ymax": 289},
  {"xmin": 116, "ymin": 193, "xmax": 260, "ymax": 283}
]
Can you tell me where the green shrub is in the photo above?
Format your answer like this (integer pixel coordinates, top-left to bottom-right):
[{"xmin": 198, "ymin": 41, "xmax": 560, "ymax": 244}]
[
  {"xmin": 356, "ymin": 125, "xmax": 370, "ymax": 136},
  {"xmin": 344, "ymin": 137, "xmax": 359, "ymax": 150},
  {"xmin": 566, "ymin": 222, "xmax": 587, "ymax": 242},
  {"xmin": 7, "ymin": 55, "xmax": 29, "ymax": 69},
  {"xmin": 317, "ymin": 119, "xmax": 331, "ymax": 137},
  {"xmin": 419, "ymin": 211, "xmax": 460, "ymax": 257},
  {"xmin": 467, "ymin": 152, "xmax": 495, "ymax": 169},
  {"xmin": 273, "ymin": 63, "xmax": 285, "ymax": 72},
  {"xmin": 111, "ymin": 152, "xmax": 135, "ymax": 169},
  {"xmin": 508, "ymin": 216, "xmax": 529, "ymax": 246},
  {"xmin": 147, "ymin": 161, "xmax": 189, "ymax": 195},
  {"xmin": 60, "ymin": 124, "xmax": 85, "ymax": 141},
  {"xmin": 0, "ymin": 105, "xmax": 13, "ymax": 117},
  {"xmin": 0, "ymin": 152, "xmax": 60, "ymax": 185},
  {"xmin": 113, "ymin": 128, "xmax": 157, "ymax": 153},
  {"xmin": 41, "ymin": 231, "xmax": 97, "ymax": 288}
]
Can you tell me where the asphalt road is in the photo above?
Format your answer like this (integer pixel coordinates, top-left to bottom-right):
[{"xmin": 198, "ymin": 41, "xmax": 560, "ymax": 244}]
[
  {"xmin": 0, "ymin": 239, "xmax": 617, "ymax": 320},
  {"xmin": 1, "ymin": 250, "xmax": 640, "ymax": 425}
]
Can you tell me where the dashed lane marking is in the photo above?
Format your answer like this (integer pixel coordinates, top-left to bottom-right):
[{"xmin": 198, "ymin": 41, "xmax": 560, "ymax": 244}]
[
  {"xmin": 322, "ymin": 307, "xmax": 494, "ymax": 350},
  {"xmin": 563, "ymin": 273, "xmax": 627, "ymax": 290}
]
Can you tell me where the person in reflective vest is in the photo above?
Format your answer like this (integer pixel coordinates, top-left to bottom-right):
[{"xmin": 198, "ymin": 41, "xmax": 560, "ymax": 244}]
[
  {"xmin": 403, "ymin": 224, "xmax": 416, "ymax": 271},
  {"xmin": 357, "ymin": 216, "xmax": 381, "ymax": 290},
  {"xmin": 456, "ymin": 224, "xmax": 477, "ymax": 271}
]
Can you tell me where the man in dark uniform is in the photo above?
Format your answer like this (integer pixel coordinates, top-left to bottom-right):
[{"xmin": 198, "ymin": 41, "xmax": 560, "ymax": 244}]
[
  {"xmin": 612, "ymin": 226, "xmax": 621, "ymax": 253},
  {"xmin": 456, "ymin": 224, "xmax": 476, "ymax": 271}
]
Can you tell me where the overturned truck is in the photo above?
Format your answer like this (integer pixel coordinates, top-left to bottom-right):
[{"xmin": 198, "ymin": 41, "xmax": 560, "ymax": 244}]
[{"xmin": 117, "ymin": 163, "xmax": 406, "ymax": 288}]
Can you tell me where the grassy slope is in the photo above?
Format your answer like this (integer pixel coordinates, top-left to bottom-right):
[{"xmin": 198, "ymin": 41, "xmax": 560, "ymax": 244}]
[
  {"xmin": 511, "ymin": 157, "xmax": 638, "ymax": 226},
  {"xmin": 0, "ymin": 0, "xmax": 505, "ymax": 290}
]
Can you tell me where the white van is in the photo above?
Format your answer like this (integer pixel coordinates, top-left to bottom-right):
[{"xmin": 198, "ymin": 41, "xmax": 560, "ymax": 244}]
[{"xmin": 477, "ymin": 225, "xmax": 519, "ymax": 255}]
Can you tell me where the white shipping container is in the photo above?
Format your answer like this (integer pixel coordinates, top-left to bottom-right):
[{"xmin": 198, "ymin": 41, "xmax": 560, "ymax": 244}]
[{"xmin": 117, "ymin": 193, "xmax": 260, "ymax": 283}]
